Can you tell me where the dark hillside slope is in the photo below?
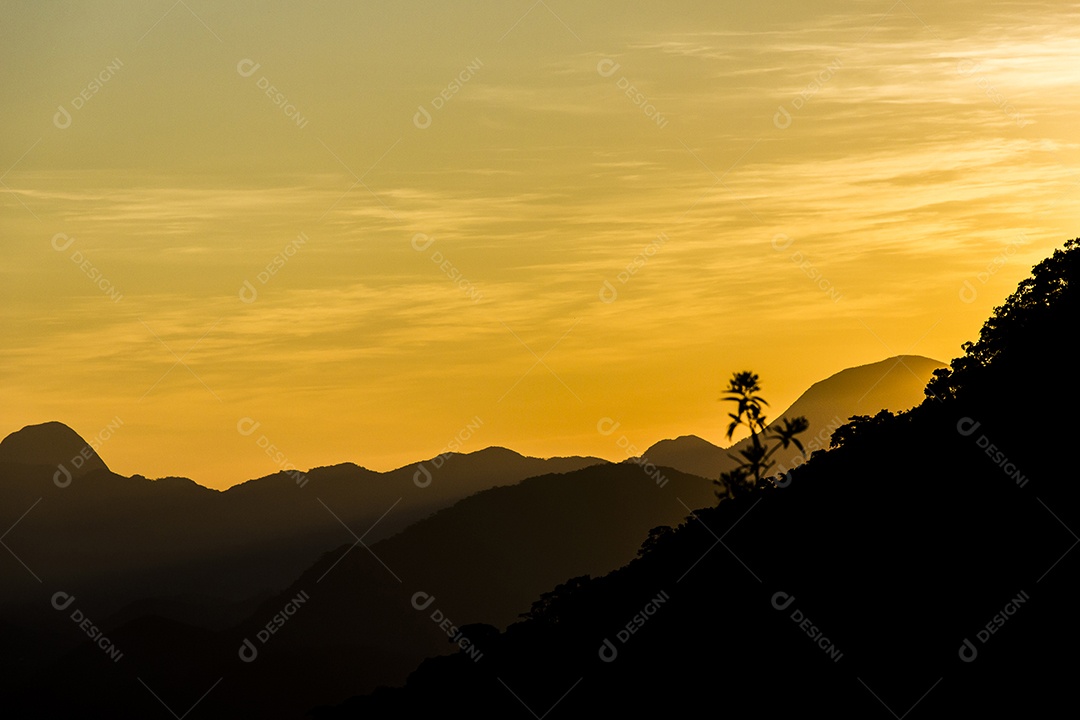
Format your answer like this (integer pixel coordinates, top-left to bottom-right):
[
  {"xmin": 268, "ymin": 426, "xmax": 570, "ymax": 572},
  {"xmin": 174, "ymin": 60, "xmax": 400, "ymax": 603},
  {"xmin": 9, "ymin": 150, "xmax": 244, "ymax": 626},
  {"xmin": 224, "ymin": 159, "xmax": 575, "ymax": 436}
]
[{"xmin": 324, "ymin": 239, "xmax": 1080, "ymax": 719}]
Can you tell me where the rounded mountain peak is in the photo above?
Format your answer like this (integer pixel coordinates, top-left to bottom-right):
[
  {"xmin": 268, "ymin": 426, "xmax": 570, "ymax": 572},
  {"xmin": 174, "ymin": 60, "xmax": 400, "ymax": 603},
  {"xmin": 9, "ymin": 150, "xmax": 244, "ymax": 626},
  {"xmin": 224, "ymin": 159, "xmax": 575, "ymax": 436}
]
[{"xmin": 0, "ymin": 421, "xmax": 110, "ymax": 477}]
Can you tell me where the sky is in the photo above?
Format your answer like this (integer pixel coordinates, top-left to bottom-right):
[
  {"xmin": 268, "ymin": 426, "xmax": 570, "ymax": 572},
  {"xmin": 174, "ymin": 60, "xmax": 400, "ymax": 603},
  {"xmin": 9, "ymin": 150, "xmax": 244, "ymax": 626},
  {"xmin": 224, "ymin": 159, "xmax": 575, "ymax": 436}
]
[{"xmin": 2, "ymin": 0, "xmax": 1078, "ymax": 488}]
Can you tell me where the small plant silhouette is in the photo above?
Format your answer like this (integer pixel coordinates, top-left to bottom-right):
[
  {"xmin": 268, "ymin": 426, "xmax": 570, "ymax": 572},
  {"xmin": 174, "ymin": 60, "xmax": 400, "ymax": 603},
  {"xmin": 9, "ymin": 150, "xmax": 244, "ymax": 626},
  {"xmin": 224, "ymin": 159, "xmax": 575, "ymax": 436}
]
[{"xmin": 715, "ymin": 371, "xmax": 809, "ymax": 500}]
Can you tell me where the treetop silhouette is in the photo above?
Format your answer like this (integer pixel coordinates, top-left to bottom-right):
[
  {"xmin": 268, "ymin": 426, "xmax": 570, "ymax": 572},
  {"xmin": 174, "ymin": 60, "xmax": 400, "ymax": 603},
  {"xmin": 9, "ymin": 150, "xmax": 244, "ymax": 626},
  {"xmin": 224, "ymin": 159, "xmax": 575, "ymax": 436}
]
[
  {"xmin": 715, "ymin": 371, "xmax": 809, "ymax": 500},
  {"xmin": 926, "ymin": 237, "xmax": 1078, "ymax": 401}
]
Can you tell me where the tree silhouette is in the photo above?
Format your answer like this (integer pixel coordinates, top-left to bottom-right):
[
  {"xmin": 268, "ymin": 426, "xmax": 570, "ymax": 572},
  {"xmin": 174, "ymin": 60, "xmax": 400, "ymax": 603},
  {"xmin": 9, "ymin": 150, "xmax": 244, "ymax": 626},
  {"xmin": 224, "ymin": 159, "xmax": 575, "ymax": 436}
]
[
  {"xmin": 829, "ymin": 409, "xmax": 895, "ymax": 449},
  {"xmin": 715, "ymin": 371, "xmax": 809, "ymax": 500},
  {"xmin": 519, "ymin": 575, "xmax": 591, "ymax": 624},
  {"xmin": 926, "ymin": 238, "xmax": 1078, "ymax": 402},
  {"xmin": 638, "ymin": 524, "xmax": 676, "ymax": 557}
]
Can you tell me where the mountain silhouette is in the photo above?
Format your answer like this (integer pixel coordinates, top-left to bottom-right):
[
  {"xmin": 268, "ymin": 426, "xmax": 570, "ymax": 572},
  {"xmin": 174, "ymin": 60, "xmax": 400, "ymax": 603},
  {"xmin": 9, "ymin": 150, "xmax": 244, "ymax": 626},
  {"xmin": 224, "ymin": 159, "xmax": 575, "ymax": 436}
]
[
  {"xmin": 9, "ymin": 463, "xmax": 715, "ymax": 718},
  {"xmin": 631, "ymin": 434, "xmax": 726, "ymax": 480},
  {"xmin": 634, "ymin": 354, "xmax": 944, "ymax": 478},
  {"xmin": 15, "ymin": 241, "xmax": 1080, "ymax": 720},
  {"xmin": 305, "ymin": 238, "xmax": 1079, "ymax": 718},
  {"xmin": 0, "ymin": 443, "xmax": 602, "ymax": 616},
  {"xmin": 0, "ymin": 444, "xmax": 607, "ymax": 715},
  {"xmin": 0, "ymin": 421, "xmax": 109, "ymax": 479},
  {"xmin": 0, "ymin": 352, "xmax": 954, "ymax": 718},
  {"xmin": 5, "ymin": 350, "xmax": 938, "ymax": 622}
]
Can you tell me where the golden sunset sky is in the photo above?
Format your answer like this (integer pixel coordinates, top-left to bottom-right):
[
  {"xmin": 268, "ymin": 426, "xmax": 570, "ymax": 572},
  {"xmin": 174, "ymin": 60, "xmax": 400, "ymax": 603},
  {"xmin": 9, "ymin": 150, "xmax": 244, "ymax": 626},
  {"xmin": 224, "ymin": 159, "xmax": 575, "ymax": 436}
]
[{"xmin": 2, "ymin": 1, "xmax": 1078, "ymax": 488}]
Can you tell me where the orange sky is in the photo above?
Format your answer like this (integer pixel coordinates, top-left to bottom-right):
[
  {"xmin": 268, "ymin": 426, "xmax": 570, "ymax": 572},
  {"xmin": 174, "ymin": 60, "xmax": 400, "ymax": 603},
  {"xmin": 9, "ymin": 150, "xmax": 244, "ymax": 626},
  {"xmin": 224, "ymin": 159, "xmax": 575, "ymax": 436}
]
[{"xmin": 2, "ymin": 1, "xmax": 1078, "ymax": 488}]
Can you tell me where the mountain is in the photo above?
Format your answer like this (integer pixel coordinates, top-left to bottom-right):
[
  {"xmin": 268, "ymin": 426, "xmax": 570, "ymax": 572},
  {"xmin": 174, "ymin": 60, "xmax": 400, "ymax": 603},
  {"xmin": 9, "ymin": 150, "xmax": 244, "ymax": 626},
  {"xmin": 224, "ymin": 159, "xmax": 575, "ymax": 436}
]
[
  {"xmin": 4, "ymin": 349, "xmax": 940, "ymax": 618},
  {"xmin": 309, "ymin": 239, "xmax": 1080, "ymax": 718},
  {"xmin": 0, "ymin": 440, "xmax": 603, "ymax": 615},
  {"xmin": 780, "ymin": 354, "xmax": 944, "ymax": 436},
  {"xmin": 634, "ymin": 354, "xmax": 945, "ymax": 478},
  {"xmin": 0, "ymin": 421, "xmax": 108, "ymax": 478},
  {"xmin": 632, "ymin": 434, "xmax": 727, "ymax": 481},
  {"xmin": 11, "ymin": 462, "xmax": 716, "ymax": 718}
]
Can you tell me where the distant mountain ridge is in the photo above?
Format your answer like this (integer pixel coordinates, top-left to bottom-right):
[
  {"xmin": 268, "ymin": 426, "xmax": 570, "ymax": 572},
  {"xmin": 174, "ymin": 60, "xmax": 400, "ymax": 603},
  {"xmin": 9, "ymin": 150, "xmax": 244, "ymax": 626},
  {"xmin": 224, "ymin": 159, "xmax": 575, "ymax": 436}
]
[
  {"xmin": 0, "ymin": 355, "xmax": 949, "ymax": 717},
  {"xmin": 0, "ymin": 434, "xmax": 604, "ymax": 613},
  {"xmin": 12, "ymin": 462, "xmax": 717, "ymax": 718},
  {"xmin": 0, "ymin": 354, "xmax": 942, "ymax": 613}
]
